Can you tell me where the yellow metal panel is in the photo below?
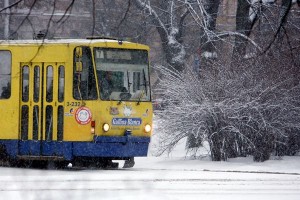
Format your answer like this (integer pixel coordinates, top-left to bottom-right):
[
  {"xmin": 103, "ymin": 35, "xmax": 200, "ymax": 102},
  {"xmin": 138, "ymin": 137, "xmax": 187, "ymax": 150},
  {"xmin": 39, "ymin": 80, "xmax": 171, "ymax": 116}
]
[{"xmin": 0, "ymin": 101, "xmax": 19, "ymax": 139}]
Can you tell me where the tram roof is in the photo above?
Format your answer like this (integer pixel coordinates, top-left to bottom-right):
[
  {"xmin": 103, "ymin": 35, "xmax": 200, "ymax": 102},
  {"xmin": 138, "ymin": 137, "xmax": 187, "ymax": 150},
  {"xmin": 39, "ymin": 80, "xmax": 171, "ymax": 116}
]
[{"xmin": 0, "ymin": 38, "xmax": 149, "ymax": 49}]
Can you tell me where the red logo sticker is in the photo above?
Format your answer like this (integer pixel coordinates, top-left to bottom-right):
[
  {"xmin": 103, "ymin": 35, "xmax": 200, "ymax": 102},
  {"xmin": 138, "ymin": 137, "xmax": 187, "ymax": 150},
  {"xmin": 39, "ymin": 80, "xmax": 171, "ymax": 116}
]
[{"xmin": 75, "ymin": 107, "xmax": 92, "ymax": 125}]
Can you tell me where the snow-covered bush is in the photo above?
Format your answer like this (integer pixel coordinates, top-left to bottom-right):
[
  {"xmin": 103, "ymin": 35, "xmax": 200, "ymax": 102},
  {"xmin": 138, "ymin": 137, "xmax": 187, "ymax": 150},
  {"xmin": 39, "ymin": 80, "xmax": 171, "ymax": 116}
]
[{"xmin": 153, "ymin": 52, "xmax": 300, "ymax": 161}]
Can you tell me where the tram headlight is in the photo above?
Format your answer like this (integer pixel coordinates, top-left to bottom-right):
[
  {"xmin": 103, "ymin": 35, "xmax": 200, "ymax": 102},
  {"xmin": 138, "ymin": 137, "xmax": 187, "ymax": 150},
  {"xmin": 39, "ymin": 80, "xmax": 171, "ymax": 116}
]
[
  {"xmin": 91, "ymin": 127, "xmax": 95, "ymax": 134},
  {"xmin": 103, "ymin": 123, "xmax": 110, "ymax": 132},
  {"xmin": 144, "ymin": 124, "xmax": 152, "ymax": 133},
  {"xmin": 91, "ymin": 120, "xmax": 95, "ymax": 134}
]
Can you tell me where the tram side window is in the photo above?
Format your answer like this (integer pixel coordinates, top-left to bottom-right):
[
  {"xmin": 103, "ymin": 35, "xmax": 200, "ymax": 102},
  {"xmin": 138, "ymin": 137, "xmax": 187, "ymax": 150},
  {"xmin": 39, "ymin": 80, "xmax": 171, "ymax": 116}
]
[
  {"xmin": 22, "ymin": 66, "xmax": 29, "ymax": 102},
  {"xmin": 46, "ymin": 66, "xmax": 53, "ymax": 102},
  {"xmin": 73, "ymin": 47, "xmax": 97, "ymax": 100},
  {"xmin": 33, "ymin": 66, "xmax": 40, "ymax": 102},
  {"xmin": 58, "ymin": 66, "xmax": 65, "ymax": 102},
  {"xmin": 0, "ymin": 51, "xmax": 12, "ymax": 99}
]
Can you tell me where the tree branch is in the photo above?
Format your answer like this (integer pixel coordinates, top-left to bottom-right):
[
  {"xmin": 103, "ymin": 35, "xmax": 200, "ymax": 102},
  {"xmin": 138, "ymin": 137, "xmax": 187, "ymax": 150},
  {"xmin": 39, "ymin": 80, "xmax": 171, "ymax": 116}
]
[
  {"xmin": 261, "ymin": 0, "xmax": 293, "ymax": 54},
  {"xmin": 0, "ymin": 0, "xmax": 23, "ymax": 13}
]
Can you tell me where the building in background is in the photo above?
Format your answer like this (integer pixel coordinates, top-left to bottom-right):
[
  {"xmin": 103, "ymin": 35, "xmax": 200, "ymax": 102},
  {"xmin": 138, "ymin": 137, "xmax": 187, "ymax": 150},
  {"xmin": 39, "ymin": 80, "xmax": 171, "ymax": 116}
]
[{"xmin": 0, "ymin": 0, "xmax": 92, "ymax": 39}]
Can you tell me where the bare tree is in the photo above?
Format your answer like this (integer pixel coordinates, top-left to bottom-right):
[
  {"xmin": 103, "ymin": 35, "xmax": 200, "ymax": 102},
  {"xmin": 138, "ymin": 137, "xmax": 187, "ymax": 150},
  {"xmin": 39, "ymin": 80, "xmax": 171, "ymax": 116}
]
[{"xmin": 185, "ymin": 0, "xmax": 220, "ymax": 62}]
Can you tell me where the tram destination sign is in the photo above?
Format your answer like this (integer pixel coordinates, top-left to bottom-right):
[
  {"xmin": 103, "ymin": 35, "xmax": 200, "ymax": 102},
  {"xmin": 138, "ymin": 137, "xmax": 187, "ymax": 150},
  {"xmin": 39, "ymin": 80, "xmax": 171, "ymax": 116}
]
[{"xmin": 112, "ymin": 118, "xmax": 142, "ymax": 126}]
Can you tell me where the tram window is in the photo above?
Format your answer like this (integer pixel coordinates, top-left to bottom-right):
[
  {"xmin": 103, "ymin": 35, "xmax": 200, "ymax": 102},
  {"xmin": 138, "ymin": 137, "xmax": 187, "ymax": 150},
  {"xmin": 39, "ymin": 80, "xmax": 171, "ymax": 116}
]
[
  {"xmin": 57, "ymin": 106, "xmax": 64, "ymax": 141},
  {"xmin": 46, "ymin": 66, "xmax": 53, "ymax": 102},
  {"xmin": 33, "ymin": 105, "xmax": 39, "ymax": 140},
  {"xmin": 98, "ymin": 70, "xmax": 124, "ymax": 100},
  {"xmin": 21, "ymin": 105, "xmax": 29, "ymax": 140},
  {"xmin": 58, "ymin": 66, "xmax": 65, "ymax": 102},
  {"xmin": 73, "ymin": 47, "xmax": 97, "ymax": 100},
  {"xmin": 33, "ymin": 66, "xmax": 40, "ymax": 102},
  {"xmin": 22, "ymin": 66, "xmax": 29, "ymax": 102},
  {"xmin": 94, "ymin": 48, "xmax": 151, "ymax": 102},
  {"xmin": 45, "ymin": 105, "xmax": 53, "ymax": 141},
  {"xmin": 0, "ymin": 51, "xmax": 11, "ymax": 99}
]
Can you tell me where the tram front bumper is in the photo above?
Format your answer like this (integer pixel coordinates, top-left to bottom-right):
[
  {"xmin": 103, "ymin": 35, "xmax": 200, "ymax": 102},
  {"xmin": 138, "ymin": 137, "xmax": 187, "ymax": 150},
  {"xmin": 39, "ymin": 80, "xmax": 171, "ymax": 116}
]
[{"xmin": 72, "ymin": 136, "xmax": 150, "ymax": 158}]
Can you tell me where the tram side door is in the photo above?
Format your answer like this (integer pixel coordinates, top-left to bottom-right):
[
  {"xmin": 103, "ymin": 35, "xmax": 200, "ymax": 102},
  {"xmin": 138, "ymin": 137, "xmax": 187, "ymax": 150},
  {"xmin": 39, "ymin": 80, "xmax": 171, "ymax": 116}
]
[{"xmin": 19, "ymin": 63, "xmax": 65, "ymax": 157}]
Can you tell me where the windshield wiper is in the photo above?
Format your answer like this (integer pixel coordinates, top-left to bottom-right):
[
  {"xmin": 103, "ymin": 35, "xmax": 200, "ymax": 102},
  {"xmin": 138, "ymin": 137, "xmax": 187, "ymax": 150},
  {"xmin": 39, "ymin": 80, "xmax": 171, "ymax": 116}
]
[
  {"xmin": 137, "ymin": 91, "xmax": 144, "ymax": 105},
  {"xmin": 137, "ymin": 69, "xmax": 148, "ymax": 105},
  {"xmin": 118, "ymin": 92, "xmax": 132, "ymax": 105},
  {"xmin": 142, "ymin": 69, "xmax": 148, "ymax": 96},
  {"xmin": 127, "ymin": 71, "xmax": 132, "ymax": 92}
]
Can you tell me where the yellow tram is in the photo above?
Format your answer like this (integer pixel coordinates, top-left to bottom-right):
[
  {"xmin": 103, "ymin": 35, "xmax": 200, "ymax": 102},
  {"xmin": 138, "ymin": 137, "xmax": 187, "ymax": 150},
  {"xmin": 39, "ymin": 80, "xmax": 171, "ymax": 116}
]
[{"xmin": 0, "ymin": 38, "xmax": 152, "ymax": 168}]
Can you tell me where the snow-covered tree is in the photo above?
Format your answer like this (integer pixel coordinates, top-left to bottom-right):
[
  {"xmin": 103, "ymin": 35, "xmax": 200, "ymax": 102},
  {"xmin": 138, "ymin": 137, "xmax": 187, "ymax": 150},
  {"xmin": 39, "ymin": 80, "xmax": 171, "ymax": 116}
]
[
  {"xmin": 132, "ymin": 0, "xmax": 189, "ymax": 72},
  {"xmin": 154, "ymin": 46, "xmax": 300, "ymax": 161}
]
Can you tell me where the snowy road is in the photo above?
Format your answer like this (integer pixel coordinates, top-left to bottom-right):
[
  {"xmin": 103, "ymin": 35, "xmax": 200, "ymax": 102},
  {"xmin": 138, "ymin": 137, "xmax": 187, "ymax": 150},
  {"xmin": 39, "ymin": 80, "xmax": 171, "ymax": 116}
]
[{"xmin": 1, "ymin": 157, "xmax": 300, "ymax": 200}]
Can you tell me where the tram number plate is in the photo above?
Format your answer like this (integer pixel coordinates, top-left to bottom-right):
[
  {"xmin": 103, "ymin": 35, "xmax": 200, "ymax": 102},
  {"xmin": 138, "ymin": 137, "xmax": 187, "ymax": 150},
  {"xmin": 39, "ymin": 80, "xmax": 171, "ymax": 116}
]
[{"xmin": 67, "ymin": 102, "xmax": 81, "ymax": 106}]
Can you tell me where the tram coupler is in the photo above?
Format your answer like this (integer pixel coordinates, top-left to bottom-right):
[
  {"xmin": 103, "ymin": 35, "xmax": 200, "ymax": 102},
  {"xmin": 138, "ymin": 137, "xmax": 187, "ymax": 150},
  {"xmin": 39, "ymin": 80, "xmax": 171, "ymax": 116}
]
[{"xmin": 123, "ymin": 157, "xmax": 135, "ymax": 168}]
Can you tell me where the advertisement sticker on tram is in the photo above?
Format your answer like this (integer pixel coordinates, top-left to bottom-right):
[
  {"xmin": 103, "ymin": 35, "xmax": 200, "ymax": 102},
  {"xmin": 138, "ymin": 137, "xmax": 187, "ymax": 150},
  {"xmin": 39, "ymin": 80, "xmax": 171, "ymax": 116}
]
[{"xmin": 75, "ymin": 107, "xmax": 92, "ymax": 125}]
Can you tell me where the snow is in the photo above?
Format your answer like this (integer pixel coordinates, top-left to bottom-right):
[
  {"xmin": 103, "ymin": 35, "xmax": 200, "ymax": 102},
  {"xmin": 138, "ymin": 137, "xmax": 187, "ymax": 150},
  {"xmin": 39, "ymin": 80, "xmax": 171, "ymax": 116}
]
[
  {"xmin": 0, "ymin": 39, "xmax": 132, "ymax": 45},
  {"xmin": 202, "ymin": 51, "xmax": 217, "ymax": 58}
]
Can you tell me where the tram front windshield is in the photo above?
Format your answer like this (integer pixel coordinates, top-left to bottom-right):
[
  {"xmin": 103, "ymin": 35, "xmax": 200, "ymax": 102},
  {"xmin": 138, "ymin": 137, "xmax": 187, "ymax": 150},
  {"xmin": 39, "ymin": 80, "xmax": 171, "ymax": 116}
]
[{"xmin": 94, "ymin": 48, "xmax": 151, "ymax": 102}]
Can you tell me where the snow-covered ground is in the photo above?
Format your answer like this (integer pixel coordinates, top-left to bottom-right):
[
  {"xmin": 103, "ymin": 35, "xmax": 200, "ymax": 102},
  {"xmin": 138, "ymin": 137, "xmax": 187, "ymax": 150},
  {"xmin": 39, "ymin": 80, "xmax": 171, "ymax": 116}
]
[{"xmin": 1, "ymin": 144, "xmax": 300, "ymax": 200}]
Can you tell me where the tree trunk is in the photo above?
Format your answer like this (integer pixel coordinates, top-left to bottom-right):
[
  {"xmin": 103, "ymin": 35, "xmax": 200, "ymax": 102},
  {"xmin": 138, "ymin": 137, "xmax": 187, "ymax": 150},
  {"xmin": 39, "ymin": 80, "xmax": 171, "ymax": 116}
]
[
  {"xmin": 201, "ymin": 0, "xmax": 221, "ymax": 56},
  {"xmin": 233, "ymin": 0, "xmax": 256, "ymax": 58}
]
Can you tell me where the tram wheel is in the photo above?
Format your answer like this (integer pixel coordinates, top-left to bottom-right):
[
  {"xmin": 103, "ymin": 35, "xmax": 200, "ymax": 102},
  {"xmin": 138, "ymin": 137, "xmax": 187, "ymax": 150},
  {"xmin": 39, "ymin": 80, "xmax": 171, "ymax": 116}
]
[{"xmin": 95, "ymin": 159, "xmax": 119, "ymax": 169}]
